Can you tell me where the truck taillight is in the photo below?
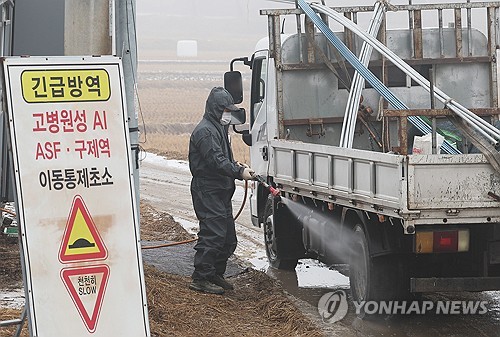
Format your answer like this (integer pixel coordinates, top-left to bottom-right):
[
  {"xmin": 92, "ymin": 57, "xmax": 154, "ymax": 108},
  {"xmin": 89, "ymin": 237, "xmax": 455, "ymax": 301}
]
[
  {"xmin": 434, "ymin": 231, "xmax": 457, "ymax": 252},
  {"xmin": 416, "ymin": 229, "xmax": 469, "ymax": 254}
]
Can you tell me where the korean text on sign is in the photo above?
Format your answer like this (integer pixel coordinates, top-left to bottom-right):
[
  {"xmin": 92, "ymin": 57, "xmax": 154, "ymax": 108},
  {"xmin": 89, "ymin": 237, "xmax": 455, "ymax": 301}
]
[
  {"xmin": 21, "ymin": 69, "xmax": 111, "ymax": 103},
  {"xmin": 39, "ymin": 167, "xmax": 114, "ymax": 191}
]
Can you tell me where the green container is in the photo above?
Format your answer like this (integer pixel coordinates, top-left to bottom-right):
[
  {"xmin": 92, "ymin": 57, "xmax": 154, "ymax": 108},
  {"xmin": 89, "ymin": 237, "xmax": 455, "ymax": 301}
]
[{"xmin": 3, "ymin": 226, "xmax": 18, "ymax": 237}]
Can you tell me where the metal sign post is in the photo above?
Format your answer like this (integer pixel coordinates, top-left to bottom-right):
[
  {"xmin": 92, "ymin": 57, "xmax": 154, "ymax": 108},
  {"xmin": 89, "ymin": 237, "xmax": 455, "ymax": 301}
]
[{"xmin": 2, "ymin": 56, "xmax": 150, "ymax": 337}]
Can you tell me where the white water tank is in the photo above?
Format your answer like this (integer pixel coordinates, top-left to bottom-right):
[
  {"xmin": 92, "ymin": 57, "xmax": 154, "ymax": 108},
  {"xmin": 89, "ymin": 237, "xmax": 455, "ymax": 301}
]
[{"xmin": 176, "ymin": 40, "xmax": 198, "ymax": 57}]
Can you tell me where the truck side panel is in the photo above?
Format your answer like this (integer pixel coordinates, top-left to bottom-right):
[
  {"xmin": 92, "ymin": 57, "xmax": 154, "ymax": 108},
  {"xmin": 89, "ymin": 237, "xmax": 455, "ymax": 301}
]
[
  {"xmin": 271, "ymin": 139, "xmax": 404, "ymax": 212},
  {"xmin": 408, "ymin": 154, "xmax": 500, "ymax": 210}
]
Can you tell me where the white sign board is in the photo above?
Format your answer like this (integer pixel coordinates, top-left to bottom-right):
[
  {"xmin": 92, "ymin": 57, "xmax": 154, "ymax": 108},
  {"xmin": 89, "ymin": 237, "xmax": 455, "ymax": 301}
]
[{"xmin": 3, "ymin": 56, "xmax": 150, "ymax": 336}]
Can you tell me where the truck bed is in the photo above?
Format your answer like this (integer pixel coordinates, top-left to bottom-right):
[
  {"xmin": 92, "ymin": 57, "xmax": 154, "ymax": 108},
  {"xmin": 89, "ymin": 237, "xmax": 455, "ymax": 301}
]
[{"xmin": 270, "ymin": 140, "xmax": 500, "ymax": 228}]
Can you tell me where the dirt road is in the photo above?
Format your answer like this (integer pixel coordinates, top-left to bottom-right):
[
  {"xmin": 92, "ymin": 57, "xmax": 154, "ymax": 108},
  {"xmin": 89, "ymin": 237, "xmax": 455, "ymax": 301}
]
[{"xmin": 139, "ymin": 152, "xmax": 268, "ymax": 269}]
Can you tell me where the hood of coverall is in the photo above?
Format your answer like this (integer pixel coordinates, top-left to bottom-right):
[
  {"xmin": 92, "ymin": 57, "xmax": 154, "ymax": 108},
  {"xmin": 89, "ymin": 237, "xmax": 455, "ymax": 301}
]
[{"xmin": 204, "ymin": 87, "xmax": 239, "ymax": 123}]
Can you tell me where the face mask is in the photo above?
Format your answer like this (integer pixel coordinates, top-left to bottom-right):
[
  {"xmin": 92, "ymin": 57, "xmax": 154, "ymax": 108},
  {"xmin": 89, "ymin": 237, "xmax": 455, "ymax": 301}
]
[{"xmin": 220, "ymin": 111, "xmax": 232, "ymax": 125}]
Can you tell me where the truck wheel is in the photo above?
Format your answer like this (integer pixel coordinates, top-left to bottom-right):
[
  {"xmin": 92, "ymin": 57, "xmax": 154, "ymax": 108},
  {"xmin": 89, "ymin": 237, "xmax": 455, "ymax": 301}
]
[
  {"xmin": 350, "ymin": 225, "xmax": 371, "ymax": 301},
  {"xmin": 263, "ymin": 196, "xmax": 298, "ymax": 270},
  {"xmin": 349, "ymin": 224, "xmax": 397, "ymax": 302}
]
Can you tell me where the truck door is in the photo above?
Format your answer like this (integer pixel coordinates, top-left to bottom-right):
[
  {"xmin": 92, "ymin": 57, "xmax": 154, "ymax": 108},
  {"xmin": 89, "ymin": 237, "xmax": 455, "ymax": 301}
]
[{"xmin": 249, "ymin": 51, "xmax": 269, "ymax": 221}]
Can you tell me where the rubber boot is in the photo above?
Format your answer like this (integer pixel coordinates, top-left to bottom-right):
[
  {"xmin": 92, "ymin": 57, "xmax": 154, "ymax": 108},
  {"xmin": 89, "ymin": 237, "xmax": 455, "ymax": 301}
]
[
  {"xmin": 211, "ymin": 275, "xmax": 234, "ymax": 290},
  {"xmin": 189, "ymin": 279, "xmax": 225, "ymax": 295}
]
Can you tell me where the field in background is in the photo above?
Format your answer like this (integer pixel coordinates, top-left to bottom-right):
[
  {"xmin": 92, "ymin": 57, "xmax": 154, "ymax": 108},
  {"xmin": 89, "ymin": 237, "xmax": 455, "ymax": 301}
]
[{"xmin": 137, "ymin": 61, "xmax": 251, "ymax": 164}]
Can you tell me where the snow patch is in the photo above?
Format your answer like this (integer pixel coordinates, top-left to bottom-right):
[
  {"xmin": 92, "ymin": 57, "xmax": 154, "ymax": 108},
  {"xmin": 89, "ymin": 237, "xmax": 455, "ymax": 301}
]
[
  {"xmin": 141, "ymin": 152, "xmax": 190, "ymax": 172},
  {"xmin": 0, "ymin": 288, "xmax": 24, "ymax": 309},
  {"xmin": 296, "ymin": 260, "xmax": 349, "ymax": 289}
]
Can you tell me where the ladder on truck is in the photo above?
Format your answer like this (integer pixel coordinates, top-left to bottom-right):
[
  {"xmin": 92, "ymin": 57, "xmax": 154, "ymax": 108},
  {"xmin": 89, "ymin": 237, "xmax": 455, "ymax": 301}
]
[{"xmin": 264, "ymin": 0, "xmax": 500, "ymax": 168}]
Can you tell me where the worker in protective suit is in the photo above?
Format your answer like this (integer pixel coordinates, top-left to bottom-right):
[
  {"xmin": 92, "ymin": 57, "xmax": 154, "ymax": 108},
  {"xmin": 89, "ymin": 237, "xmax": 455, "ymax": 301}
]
[{"xmin": 188, "ymin": 87, "xmax": 254, "ymax": 295}]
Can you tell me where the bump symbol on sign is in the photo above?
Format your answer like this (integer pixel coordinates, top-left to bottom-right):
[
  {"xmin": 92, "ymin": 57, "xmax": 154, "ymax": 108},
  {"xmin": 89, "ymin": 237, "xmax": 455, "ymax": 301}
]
[
  {"xmin": 59, "ymin": 195, "xmax": 107, "ymax": 263},
  {"xmin": 69, "ymin": 238, "xmax": 96, "ymax": 250}
]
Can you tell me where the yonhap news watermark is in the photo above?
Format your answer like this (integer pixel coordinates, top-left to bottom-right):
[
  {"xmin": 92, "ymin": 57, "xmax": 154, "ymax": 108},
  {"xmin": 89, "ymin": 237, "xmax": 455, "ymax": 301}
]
[
  {"xmin": 318, "ymin": 290, "xmax": 489, "ymax": 323},
  {"xmin": 352, "ymin": 298, "xmax": 488, "ymax": 316}
]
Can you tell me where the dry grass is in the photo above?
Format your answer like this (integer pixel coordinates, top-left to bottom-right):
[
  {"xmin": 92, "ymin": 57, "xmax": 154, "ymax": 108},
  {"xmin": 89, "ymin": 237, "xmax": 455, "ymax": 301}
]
[
  {"xmin": 140, "ymin": 201, "xmax": 194, "ymax": 242},
  {"xmin": 231, "ymin": 135, "xmax": 251, "ymax": 164},
  {"xmin": 137, "ymin": 86, "xmax": 207, "ymax": 124},
  {"xmin": 145, "ymin": 265, "xmax": 324, "ymax": 337},
  {"xmin": 141, "ymin": 134, "xmax": 191, "ymax": 161},
  {"xmin": 0, "ymin": 308, "xmax": 29, "ymax": 337},
  {"xmin": 141, "ymin": 133, "xmax": 249, "ymax": 164},
  {"xmin": 2, "ymin": 265, "xmax": 325, "ymax": 337}
]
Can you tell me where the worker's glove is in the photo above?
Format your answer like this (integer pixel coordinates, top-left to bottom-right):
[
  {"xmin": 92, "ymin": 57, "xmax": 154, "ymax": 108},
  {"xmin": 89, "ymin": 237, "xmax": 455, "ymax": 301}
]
[
  {"xmin": 237, "ymin": 161, "xmax": 250, "ymax": 169},
  {"xmin": 241, "ymin": 167, "xmax": 255, "ymax": 180}
]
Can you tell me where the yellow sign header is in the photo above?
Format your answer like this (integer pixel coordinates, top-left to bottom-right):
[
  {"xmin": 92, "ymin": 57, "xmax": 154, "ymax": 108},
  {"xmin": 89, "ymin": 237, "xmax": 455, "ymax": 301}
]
[{"xmin": 21, "ymin": 69, "xmax": 111, "ymax": 103}]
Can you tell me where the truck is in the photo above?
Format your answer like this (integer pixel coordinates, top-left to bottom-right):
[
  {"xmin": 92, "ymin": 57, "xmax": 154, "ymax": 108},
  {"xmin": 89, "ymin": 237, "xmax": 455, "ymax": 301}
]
[{"xmin": 224, "ymin": 0, "xmax": 500, "ymax": 301}]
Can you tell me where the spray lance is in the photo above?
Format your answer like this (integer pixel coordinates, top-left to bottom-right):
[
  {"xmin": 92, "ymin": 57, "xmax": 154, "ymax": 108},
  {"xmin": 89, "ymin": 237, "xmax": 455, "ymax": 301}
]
[{"xmin": 251, "ymin": 173, "xmax": 281, "ymax": 199}]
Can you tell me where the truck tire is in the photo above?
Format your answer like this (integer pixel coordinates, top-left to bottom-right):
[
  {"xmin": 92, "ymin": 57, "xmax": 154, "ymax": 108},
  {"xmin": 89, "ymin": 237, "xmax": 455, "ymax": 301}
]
[
  {"xmin": 349, "ymin": 224, "xmax": 401, "ymax": 302},
  {"xmin": 263, "ymin": 196, "xmax": 299, "ymax": 270}
]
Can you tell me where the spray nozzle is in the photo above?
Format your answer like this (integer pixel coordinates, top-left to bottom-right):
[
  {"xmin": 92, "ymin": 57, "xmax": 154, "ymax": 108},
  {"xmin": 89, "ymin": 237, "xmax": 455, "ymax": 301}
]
[{"xmin": 252, "ymin": 173, "xmax": 281, "ymax": 198}]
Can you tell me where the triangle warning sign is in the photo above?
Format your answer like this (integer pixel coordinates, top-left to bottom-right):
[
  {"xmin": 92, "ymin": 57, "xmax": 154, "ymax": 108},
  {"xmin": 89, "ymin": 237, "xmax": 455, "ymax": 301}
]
[
  {"xmin": 59, "ymin": 195, "xmax": 108, "ymax": 263},
  {"xmin": 61, "ymin": 265, "xmax": 110, "ymax": 333}
]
